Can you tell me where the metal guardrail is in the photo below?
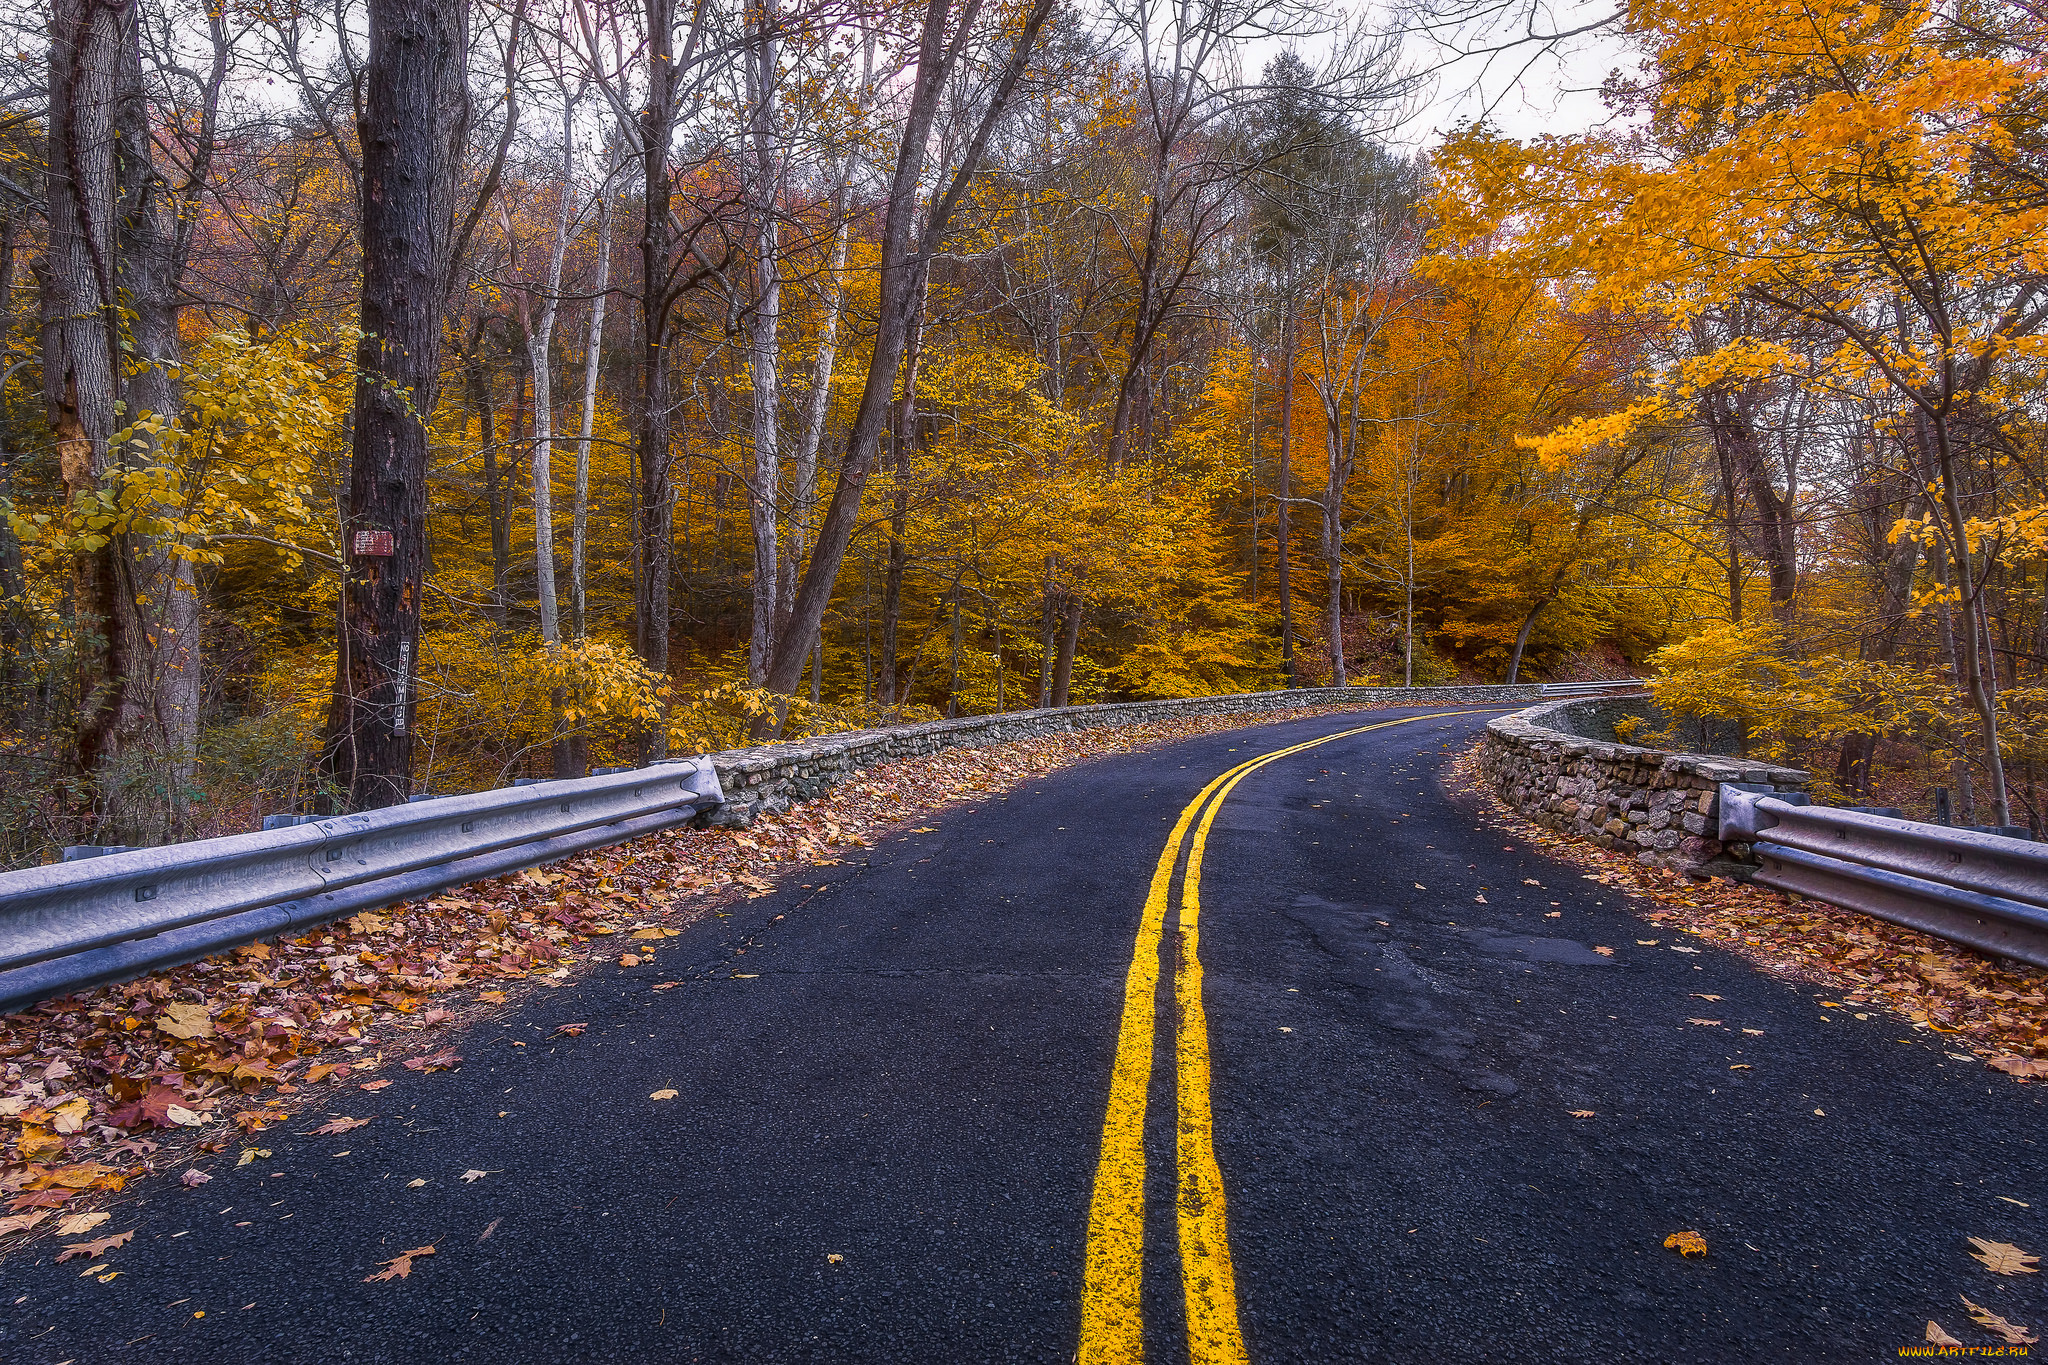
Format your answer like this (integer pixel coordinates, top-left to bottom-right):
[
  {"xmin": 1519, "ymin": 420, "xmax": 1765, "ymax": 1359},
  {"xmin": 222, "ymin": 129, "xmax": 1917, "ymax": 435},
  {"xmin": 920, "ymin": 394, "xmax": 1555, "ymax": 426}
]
[
  {"xmin": 1719, "ymin": 784, "xmax": 2048, "ymax": 969},
  {"xmin": 0, "ymin": 759, "xmax": 724, "ymax": 1014},
  {"xmin": 1536, "ymin": 679, "xmax": 1645, "ymax": 696}
]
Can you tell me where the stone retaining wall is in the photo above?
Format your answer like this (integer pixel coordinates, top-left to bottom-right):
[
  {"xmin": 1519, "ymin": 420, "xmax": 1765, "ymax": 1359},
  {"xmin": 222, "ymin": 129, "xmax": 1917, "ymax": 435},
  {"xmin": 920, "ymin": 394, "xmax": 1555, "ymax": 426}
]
[
  {"xmin": 1479, "ymin": 697, "xmax": 1810, "ymax": 870},
  {"xmin": 695, "ymin": 684, "xmax": 1547, "ymax": 824}
]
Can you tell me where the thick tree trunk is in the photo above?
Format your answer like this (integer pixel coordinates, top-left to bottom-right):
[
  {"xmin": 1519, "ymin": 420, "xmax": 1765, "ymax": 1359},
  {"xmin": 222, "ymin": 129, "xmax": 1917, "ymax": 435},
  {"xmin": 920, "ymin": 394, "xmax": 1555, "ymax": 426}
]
[
  {"xmin": 45, "ymin": 0, "xmax": 196, "ymax": 843},
  {"xmin": 318, "ymin": 0, "xmax": 464, "ymax": 811},
  {"xmin": 1834, "ymin": 505, "xmax": 1921, "ymax": 796},
  {"xmin": 635, "ymin": 0, "xmax": 679, "ymax": 757}
]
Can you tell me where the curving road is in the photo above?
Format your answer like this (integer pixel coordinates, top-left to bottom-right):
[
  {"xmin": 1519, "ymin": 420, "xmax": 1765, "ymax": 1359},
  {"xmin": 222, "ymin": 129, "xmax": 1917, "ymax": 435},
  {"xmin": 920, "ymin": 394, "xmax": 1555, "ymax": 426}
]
[{"xmin": 5, "ymin": 706, "xmax": 2043, "ymax": 1363}]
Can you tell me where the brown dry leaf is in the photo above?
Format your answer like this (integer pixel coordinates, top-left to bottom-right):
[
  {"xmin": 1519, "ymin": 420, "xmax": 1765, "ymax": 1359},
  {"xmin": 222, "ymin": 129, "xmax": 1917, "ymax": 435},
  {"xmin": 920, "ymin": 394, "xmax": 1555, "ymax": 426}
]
[
  {"xmin": 1989, "ymin": 1056, "xmax": 2048, "ymax": 1079},
  {"xmin": 365, "ymin": 1245, "xmax": 436, "ymax": 1282},
  {"xmin": 236, "ymin": 1147, "xmax": 272, "ymax": 1166},
  {"xmin": 1969, "ymin": 1237, "xmax": 2041, "ymax": 1275},
  {"xmin": 552, "ymin": 1023, "xmax": 588, "ymax": 1037},
  {"xmin": 155, "ymin": 1002, "xmax": 215, "ymax": 1039},
  {"xmin": 311, "ymin": 1116, "xmax": 371, "ymax": 1136},
  {"xmin": 56, "ymin": 1230, "xmax": 133, "ymax": 1263},
  {"xmin": 1685, "ymin": 1018, "xmax": 1723, "ymax": 1027},
  {"xmin": 650, "ymin": 1089, "xmax": 679, "ymax": 1101},
  {"xmin": 1962, "ymin": 1296, "xmax": 2039, "ymax": 1345},
  {"xmin": 629, "ymin": 928, "xmax": 679, "ymax": 940},
  {"xmin": 1569, "ymin": 1109, "xmax": 1595, "ymax": 1118},
  {"xmin": 1664, "ymin": 1230, "xmax": 1708, "ymax": 1258},
  {"xmin": 359, "ymin": 1079, "xmax": 394, "ymax": 1092},
  {"xmin": 1691, "ymin": 994, "xmax": 1723, "ymax": 1002},
  {"xmin": 348, "ymin": 913, "xmax": 391, "ymax": 935},
  {"xmin": 0, "ymin": 1210, "xmax": 51, "ymax": 1237},
  {"xmin": 54, "ymin": 1211, "xmax": 110, "ymax": 1236},
  {"xmin": 619, "ymin": 954, "xmax": 642, "ymax": 967},
  {"xmin": 477, "ymin": 990, "xmax": 508, "ymax": 1004},
  {"xmin": 1926, "ymin": 1321, "xmax": 1963, "ymax": 1347},
  {"xmin": 180, "ymin": 1169, "xmax": 211, "ymax": 1188},
  {"xmin": 404, "ymin": 1049, "xmax": 462, "ymax": 1073},
  {"xmin": 1592, "ymin": 946, "xmax": 1615, "ymax": 957}
]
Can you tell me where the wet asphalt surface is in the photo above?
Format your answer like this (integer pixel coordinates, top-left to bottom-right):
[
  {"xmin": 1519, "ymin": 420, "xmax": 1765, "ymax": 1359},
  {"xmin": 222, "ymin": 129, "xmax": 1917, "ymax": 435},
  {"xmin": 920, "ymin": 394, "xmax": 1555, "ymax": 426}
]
[{"xmin": 3, "ymin": 706, "xmax": 2043, "ymax": 1363}]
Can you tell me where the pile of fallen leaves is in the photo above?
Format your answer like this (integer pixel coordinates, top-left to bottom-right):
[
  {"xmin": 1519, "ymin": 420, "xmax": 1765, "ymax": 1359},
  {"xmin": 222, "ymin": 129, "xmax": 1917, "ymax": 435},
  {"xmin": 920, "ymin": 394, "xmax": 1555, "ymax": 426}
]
[
  {"xmin": 0, "ymin": 701, "xmax": 1379, "ymax": 1246},
  {"xmin": 1448, "ymin": 747, "xmax": 2048, "ymax": 1074}
]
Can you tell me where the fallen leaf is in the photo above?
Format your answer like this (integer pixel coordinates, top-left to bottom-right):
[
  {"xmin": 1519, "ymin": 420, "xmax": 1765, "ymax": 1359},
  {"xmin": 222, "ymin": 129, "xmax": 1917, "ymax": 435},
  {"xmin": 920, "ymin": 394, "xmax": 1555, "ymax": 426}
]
[
  {"xmin": 1545, "ymin": 911, "xmax": 1562, "ymax": 919},
  {"xmin": 1592, "ymin": 946, "xmax": 1615, "ymax": 957},
  {"xmin": 826, "ymin": 1253, "xmax": 845, "ymax": 1264},
  {"xmin": 1569, "ymin": 1109, "xmax": 1595, "ymax": 1118},
  {"xmin": 1926, "ymin": 1320, "xmax": 1963, "ymax": 1347},
  {"xmin": 403, "ymin": 1049, "xmax": 462, "ymax": 1073},
  {"xmin": 156, "ymin": 1002, "xmax": 215, "ymax": 1040},
  {"xmin": 236, "ymin": 1148, "xmax": 271, "ymax": 1166},
  {"xmin": 348, "ymin": 912, "xmax": 391, "ymax": 935},
  {"xmin": 619, "ymin": 954, "xmax": 642, "ymax": 967},
  {"xmin": 180, "ymin": 1168, "xmax": 211, "ymax": 1188},
  {"xmin": 1686, "ymin": 1018, "xmax": 1723, "ymax": 1027},
  {"xmin": 1969, "ymin": 1237, "xmax": 2040, "ymax": 1275},
  {"xmin": 359, "ymin": 1079, "xmax": 394, "ymax": 1092},
  {"xmin": 0, "ymin": 1210, "xmax": 51, "ymax": 1236},
  {"xmin": 56, "ymin": 1230, "xmax": 132, "ymax": 1263},
  {"xmin": 552, "ymin": 1023, "xmax": 587, "ymax": 1038},
  {"xmin": 1636, "ymin": 940, "xmax": 1659, "ymax": 946},
  {"xmin": 460, "ymin": 1169, "xmax": 492, "ymax": 1183},
  {"xmin": 629, "ymin": 928, "xmax": 679, "ymax": 940},
  {"xmin": 478, "ymin": 1218, "xmax": 501, "ymax": 1242},
  {"xmin": 1691, "ymin": 994, "xmax": 1722, "ymax": 1002},
  {"xmin": 407, "ymin": 1178, "xmax": 427, "ymax": 1188},
  {"xmin": 419, "ymin": 1008, "xmax": 453, "ymax": 1027},
  {"xmin": 365, "ymin": 1245, "xmax": 435, "ymax": 1282},
  {"xmin": 1730, "ymin": 1064, "xmax": 1751, "ymax": 1070},
  {"xmin": 1990, "ymin": 1056, "xmax": 2048, "ymax": 1079},
  {"xmin": 650, "ymin": 1089, "xmax": 678, "ymax": 1101},
  {"xmin": 310, "ymin": 1117, "xmax": 371, "ymax": 1136},
  {"xmin": 477, "ymin": 990, "xmax": 508, "ymax": 1004},
  {"xmin": 1962, "ymin": 1295, "xmax": 2038, "ymax": 1345},
  {"xmin": 1669, "ymin": 946, "xmax": 1700, "ymax": 955},
  {"xmin": 652, "ymin": 982, "xmax": 679, "ymax": 991},
  {"xmin": 55, "ymin": 1211, "xmax": 110, "ymax": 1236},
  {"xmin": 1741, "ymin": 1029, "xmax": 1764, "ymax": 1037},
  {"xmin": 1664, "ymin": 1230, "xmax": 1707, "ymax": 1258},
  {"xmin": 51, "ymin": 1097, "xmax": 91, "ymax": 1134}
]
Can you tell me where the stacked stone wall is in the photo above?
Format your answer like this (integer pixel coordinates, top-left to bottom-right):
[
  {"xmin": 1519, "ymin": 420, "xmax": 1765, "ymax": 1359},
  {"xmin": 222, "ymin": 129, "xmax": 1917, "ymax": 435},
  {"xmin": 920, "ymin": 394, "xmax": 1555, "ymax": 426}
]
[
  {"xmin": 688, "ymin": 684, "xmax": 1548, "ymax": 824},
  {"xmin": 1478, "ymin": 698, "xmax": 1809, "ymax": 870}
]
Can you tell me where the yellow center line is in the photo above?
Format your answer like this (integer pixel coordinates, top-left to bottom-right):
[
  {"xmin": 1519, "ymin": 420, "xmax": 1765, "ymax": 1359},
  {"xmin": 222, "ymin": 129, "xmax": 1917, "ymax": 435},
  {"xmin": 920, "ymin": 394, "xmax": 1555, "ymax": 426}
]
[{"xmin": 1079, "ymin": 710, "xmax": 1479, "ymax": 1363}]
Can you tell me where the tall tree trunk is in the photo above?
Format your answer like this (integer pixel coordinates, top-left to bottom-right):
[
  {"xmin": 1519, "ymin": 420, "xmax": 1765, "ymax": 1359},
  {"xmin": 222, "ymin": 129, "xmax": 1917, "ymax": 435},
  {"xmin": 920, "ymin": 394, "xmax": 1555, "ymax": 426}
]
[
  {"xmin": 318, "ymin": 0, "xmax": 465, "ymax": 811},
  {"xmin": 745, "ymin": 0, "xmax": 782, "ymax": 684},
  {"xmin": 1051, "ymin": 595, "xmax": 1082, "ymax": 707},
  {"xmin": 1037, "ymin": 557, "xmax": 1057, "ymax": 708},
  {"xmin": 759, "ymin": 0, "xmax": 1056, "ymax": 698},
  {"xmin": 1834, "ymin": 499, "xmax": 1922, "ymax": 795},
  {"xmin": 477, "ymin": 334, "xmax": 512, "ymax": 628},
  {"xmin": 877, "ymin": 266, "xmax": 929, "ymax": 707},
  {"xmin": 517, "ymin": 108, "xmax": 575, "ymax": 650},
  {"xmin": 780, "ymin": 168, "xmax": 852, "ymax": 627},
  {"xmin": 1276, "ymin": 301, "xmax": 1295, "ymax": 683},
  {"xmin": 635, "ymin": 0, "xmax": 678, "ymax": 756},
  {"xmin": 44, "ymin": 0, "xmax": 188, "ymax": 843},
  {"xmin": 571, "ymin": 153, "xmax": 615, "ymax": 642}
]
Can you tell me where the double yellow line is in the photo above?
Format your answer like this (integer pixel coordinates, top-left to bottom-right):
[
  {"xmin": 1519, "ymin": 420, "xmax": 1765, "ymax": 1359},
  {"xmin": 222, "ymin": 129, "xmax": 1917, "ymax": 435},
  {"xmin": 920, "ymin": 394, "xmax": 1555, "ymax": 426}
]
[{"xmin": 1077, "ymin": 712, "xmax": 1470, "ymax": 1364}]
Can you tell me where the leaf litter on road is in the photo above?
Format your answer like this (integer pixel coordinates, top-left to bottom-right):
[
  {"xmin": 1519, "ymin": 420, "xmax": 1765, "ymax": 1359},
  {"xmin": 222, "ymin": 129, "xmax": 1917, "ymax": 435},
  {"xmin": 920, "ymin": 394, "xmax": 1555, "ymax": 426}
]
[
  {"xmin": 1969, "ymin": 1238, "xmax": 2040, "ymax": 1275},
  {"xmin": 0, "ymin": 703, "xmax": 1442, "ymax": 1243}
]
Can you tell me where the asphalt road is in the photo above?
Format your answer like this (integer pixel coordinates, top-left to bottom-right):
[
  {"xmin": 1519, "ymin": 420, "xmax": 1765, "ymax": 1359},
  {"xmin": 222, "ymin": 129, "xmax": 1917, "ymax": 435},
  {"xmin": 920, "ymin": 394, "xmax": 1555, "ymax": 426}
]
[{"xmin": 5, "ymin": 706, "xmax": 2043, "ymax": 1364}]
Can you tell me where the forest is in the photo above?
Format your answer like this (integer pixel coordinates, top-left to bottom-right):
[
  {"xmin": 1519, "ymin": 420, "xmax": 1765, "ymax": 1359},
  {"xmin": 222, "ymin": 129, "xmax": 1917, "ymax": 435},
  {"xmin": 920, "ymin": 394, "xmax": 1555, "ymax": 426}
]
[{"xmin": 1, "ymin": 0, "xmax": 2044, "ymax": 865}]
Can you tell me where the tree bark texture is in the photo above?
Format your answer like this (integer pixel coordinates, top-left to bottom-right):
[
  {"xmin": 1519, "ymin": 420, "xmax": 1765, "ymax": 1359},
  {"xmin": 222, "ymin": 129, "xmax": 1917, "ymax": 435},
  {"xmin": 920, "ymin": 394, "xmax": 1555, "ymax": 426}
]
[
  {"xmin": 318, "ymin": 0, "xmax": 465, "ymax": 810},
  {"xmin": 746, "ymin": 0, "xmax": 782, "ymax": 684}
]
